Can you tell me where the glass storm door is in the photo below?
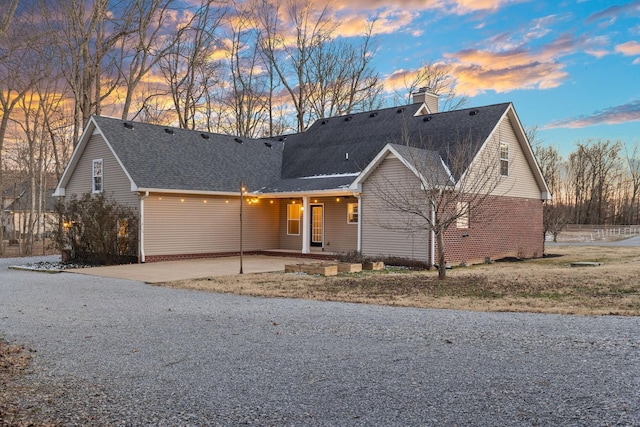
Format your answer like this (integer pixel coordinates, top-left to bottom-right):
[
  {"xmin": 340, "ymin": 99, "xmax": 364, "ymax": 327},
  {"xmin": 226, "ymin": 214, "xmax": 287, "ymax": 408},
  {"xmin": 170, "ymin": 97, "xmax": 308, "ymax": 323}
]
[{"xmin": 310, "ymin": 205, "xmax": 323, "ymax": 247}]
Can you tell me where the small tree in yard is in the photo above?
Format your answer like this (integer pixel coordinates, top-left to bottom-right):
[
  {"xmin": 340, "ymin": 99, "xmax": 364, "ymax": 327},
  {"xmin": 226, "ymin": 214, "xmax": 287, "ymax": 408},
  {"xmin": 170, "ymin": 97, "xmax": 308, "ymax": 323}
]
[
  {"xmin": 371, "ymin": 129, "xmax": 505, "ymax": 280},
  {"xmin": 52, "ymin": 193, "xmax": 139, "ymax": 265}
]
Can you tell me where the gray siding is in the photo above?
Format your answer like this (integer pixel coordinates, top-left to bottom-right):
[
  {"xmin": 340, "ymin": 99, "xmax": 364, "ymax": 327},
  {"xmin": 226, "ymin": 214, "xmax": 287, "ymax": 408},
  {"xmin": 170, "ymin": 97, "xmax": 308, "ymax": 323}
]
[
  {"xmin": 483, "ymin": 116, "xmax": 541, "ymax": 199},
  {"xmin": 279, "ymin": 199, "xmax": 303, "ymax": 250},
  {"xmin": 361, "ymin": 156, "xmax": 430, "ymax": 261},
  {"xmin": 316, "ymin": 196, "xmax": 357, "ymax": 253},
  {"xmin": 144, "ymin": 194, "xmax": 279, "ymax": 257},
  {"xmin": 65, "ymin": 133, "xmax": 138, "ymax": 208},
  {"xmin": 277, "ymin": 197, "xmax": 358, "ymax": 253}
]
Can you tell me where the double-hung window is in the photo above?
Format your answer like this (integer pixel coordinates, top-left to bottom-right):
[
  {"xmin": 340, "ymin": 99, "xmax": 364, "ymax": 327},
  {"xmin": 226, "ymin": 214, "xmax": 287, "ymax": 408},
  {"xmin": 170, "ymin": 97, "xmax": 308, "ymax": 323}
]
[
  {"xmin": 347, "ymin": 202, "xmax": 358, "ymax": 224},
  {"xmin": 499, "ymin": 143, "xmax": 509, "ymax": 176},
  {"xmin": 92, "ymin": 159, "xmax": 103, "ymax": 193},
  {"xmin": 287, "ymin": 203, "xmax": 301, "ymax": 235}
]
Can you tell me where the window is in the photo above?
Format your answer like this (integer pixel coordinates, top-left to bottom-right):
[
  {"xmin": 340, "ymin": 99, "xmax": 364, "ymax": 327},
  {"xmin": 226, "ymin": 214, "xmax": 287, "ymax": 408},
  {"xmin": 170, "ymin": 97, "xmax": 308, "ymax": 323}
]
[
  {"xmin": 117, "ymin": 219, "xmax": 128, "ymax": 237},
  {"xmin": 499, "ymin": 143, "xmax": 509, "ymax": 176},
  {"xmin": 92, "ymin": 159, "xmax": 103, "ymax": 193},
  {"xmin": 287, "ymin": 203, "xmax": 301, "ymax": 235},
  {"xmin": 457, "ymin": 202, "xmax": 469, "ymax": 229},
  {"xmin": 347, "ymin": 202, "xmax": 358, "ymax": 224}
]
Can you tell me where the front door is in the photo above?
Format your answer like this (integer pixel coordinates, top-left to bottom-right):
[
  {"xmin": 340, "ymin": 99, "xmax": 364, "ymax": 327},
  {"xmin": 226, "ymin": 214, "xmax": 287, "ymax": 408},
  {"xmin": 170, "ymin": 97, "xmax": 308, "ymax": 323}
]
[{"xmin": 310, "ymin": 205, "xmax": 323, "ymax": 247}]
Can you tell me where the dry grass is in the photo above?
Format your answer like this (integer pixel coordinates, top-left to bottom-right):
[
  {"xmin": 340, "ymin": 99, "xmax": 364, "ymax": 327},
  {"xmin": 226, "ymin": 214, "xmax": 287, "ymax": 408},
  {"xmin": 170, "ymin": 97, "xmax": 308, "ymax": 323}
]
[{"xmin": 161, "ymin": 245, "xmax": 640, "ymax": 316}]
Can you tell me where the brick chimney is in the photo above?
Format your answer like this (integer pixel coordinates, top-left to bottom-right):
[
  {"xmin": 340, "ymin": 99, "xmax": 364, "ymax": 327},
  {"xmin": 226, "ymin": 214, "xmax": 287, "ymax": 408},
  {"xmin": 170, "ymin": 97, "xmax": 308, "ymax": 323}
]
[{"xmin": 412, "ymin": 87, "xmax": 439, "ymax": 113}]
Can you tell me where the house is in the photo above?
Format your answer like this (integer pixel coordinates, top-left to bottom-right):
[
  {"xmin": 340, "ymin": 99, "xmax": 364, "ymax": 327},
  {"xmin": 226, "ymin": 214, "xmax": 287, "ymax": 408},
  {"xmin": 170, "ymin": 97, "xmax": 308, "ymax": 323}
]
[
  {"xmin": 2, "ymin": 181, "xmax": 57, "ymax": 240},
  {"xmin": 53, "ymin": 92, "xmax": 550, "ymax": 264}
]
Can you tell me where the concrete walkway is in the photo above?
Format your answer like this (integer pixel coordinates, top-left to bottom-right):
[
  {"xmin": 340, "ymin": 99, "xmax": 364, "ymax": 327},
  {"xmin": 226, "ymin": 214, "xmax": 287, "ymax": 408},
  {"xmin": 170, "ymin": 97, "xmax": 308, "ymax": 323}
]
[{"xmin": 68, "ymin": 255, "xmax": 313, "ymax": 283}]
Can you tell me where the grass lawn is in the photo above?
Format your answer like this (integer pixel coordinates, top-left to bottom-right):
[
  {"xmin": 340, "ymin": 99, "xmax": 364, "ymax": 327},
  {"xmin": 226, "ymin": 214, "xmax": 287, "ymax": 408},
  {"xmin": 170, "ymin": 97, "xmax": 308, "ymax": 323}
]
[{"xmin": 161, "ymin": 245, "xmax": 640, "ymax": 316}]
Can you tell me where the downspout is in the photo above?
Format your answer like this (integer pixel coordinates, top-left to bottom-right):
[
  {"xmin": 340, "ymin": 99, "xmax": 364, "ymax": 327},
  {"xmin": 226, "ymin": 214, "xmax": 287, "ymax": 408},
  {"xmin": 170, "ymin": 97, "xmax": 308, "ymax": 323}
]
[
  {"xmin": 139, "ymin": 191, "xmax": 149, "ymax": 263},
  {"xmin": 354, "ymin": 192, "xmax": 362, "ymax": 253},
  {"xmin": 430, "ymin": 200, "xmax": 435, "ymax": 267}
]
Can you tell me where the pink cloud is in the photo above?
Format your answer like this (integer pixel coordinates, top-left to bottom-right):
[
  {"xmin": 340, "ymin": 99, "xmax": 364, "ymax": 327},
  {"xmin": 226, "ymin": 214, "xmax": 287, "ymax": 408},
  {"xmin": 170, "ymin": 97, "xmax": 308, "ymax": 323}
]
[
  {"xmin": 439, "ymin": 33, "xmax": 587, "ymax": 96},
  {"xmin": 544, "ymin": 101, "xmax": 640, "ymax": 129},
  {"xmin": 615, "ymin": 41, "xmax": 640, "ymax": 56}
]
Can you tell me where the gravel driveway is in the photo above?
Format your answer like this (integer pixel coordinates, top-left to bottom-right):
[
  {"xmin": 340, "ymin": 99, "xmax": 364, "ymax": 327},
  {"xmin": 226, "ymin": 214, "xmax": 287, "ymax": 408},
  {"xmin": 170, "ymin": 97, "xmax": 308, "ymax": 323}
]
[{"xmin": 1, "ymin": 256, "xmax": 639, "ymax": 426}]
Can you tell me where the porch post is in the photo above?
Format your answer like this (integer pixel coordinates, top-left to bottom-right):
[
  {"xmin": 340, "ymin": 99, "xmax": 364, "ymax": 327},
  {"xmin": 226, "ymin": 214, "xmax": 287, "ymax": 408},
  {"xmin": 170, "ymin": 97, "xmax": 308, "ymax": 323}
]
[
  {"xmin": 356, "ymin": 193, "xmax": 362, "ymax": 252},
  {"xmin": 302, "ymin": 196, "xmax": 310, "ymax": 254}
]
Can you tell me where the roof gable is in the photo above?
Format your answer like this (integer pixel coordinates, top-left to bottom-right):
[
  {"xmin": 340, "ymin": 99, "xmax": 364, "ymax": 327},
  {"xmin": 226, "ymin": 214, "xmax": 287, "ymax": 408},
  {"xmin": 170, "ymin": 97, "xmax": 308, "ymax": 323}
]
[
  {"xmin": 59, "ymin": 116, "xmax": 285, "ymax": 195},
  {"xmin": 281, "ymin": 103, "xmax": 512, "ymax": 181}
]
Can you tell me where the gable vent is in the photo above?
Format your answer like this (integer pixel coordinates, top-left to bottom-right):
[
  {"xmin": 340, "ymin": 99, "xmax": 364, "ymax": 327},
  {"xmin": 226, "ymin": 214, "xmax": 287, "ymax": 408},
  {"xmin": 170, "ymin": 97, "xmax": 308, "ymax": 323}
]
[
  {"xmin": 164, "ymin": 128, "xmax": 174, "ymax": 135},
  {"xmin": 123, "ymin": 122, "xmax": 134, "ymax": 129},
  {"xmin": 200, "ymin": 133, "xmax": 210, "ymax": 139},
  {"xmin": 469, "ymin": 109, "xmax": 479, "ymax": 116},
  {"xmin": 344, "ymin": 116, "xmax": 352, "ymax": 121},
  {"xmin": 423, "ymin": 116, "xmax": 432, "ymax": 122},
  {"xmin": 235, "ymin": 137, "xmax": 243, "ymax": 143},
  {"xmin": 369, "ymin": 112, "xmax": 378, "ymax": 118},
  {"xmin": 264, "ymin": 142, "xmax": 272, "ymax": 148}
]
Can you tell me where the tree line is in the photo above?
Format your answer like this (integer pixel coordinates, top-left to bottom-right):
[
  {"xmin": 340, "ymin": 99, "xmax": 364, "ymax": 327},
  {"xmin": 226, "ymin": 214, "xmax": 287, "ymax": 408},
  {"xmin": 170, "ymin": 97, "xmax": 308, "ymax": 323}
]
[
  {"xmin": 1, "ymin": 0, "xmax": 636, "ymax": 256},
  {"xmin": 1, "ymin": 0, "xmax": 463, "ymax": 254},
  {"xmin": 534, "ymin": 137, "xmax": 640, "ymax": 240}
]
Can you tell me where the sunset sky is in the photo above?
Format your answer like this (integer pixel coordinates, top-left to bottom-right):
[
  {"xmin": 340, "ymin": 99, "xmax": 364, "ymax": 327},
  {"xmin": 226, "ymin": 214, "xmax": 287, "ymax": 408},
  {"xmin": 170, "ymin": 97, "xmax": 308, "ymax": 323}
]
[{"xmin": 327, "ymin": 0, "xmax": 640, "ymax": 154}]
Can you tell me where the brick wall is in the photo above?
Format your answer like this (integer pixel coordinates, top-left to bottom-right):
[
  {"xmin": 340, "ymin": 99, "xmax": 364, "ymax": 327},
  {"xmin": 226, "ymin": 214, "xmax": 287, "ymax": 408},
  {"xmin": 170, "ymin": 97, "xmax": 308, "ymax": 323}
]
[{"xmin": 438, "ymin": 195, "xmax": 544, "ymax": 265}]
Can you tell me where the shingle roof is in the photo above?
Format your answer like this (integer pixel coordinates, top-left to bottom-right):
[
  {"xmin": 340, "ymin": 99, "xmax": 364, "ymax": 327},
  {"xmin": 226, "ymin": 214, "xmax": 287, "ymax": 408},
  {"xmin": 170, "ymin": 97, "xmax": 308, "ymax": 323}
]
[
  {"xmin": 388, "ymin": 144, "xmax": 454, "ymax": 187},
  {"xmin": 92, "ymin": 116, "xmax": 284, "ymax": 193},
  {"xmin": 2, "ymin": 181, "xmax": 57, "ymax": 211},
  {"xmin": 256, "ymin": 174, "xmax": 357, "ymax": 193},
  {"xmin": 87, "ymin": 102, "xmax": 511, "ymax": 195},
  {"xmin": 281, "ymin": 103, "xmax": 511, "ymax": 181}
]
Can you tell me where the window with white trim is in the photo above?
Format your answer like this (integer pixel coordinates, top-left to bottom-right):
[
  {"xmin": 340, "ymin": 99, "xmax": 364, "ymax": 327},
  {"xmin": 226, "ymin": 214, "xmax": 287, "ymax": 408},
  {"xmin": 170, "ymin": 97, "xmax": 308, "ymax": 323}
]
[
  {"xmin": 499, "ymin": 143, "xmax": 509, "ymax": 176},
  {"xmin": 92, "ymin": 159, "xmax": 103, "ymax": 193},
  {"xmin": 287, "ymin": 203, "xmax": 301, "ymax": 235},
  {"xmin": 347, "ymin": 202, "xmax": 358, "ymax": 224},
  {"xmin": 457, "ymin": 202, "xmax": 469, "ymax": 229}
]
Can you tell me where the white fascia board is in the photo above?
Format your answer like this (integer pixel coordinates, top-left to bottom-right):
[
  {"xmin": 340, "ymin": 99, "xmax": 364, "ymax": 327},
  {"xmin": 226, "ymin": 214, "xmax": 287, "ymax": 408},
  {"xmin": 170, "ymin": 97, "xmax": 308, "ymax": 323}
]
[
  {"xmin": 506, "ymin": 106, "xmax": 552, "ymax": 197},
  {"xmin": 254, "ymin": 189, "xmax": 354, "ymax": 198},
  {"xmin": 350, "ymin": 144, "xmax": 398, "ymax": 188},
  {"xmin": 414, "ymin": 103, "xmax": 431, "ymax": 115},
  {"xmin": 136, "ymin": 188, "xmax": 247, "ymax": 197},
  {"xmin": 298, "ymin": 172, "xmax": 360, "ymax": 179},
  {"xmin": 53, "ymin": 118, "xmax": 97, "ymax": 196},
  {"xmin": 96, "ymin": 125, "xmax": 138, "ymax": 193}
]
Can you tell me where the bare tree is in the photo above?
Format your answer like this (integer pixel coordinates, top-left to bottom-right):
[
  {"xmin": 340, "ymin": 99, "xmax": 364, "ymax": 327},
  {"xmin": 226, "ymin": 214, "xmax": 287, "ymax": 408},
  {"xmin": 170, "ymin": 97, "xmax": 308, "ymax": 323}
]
[
  {"xmin": 218, "ymin": 4, "xmax": 270, "ymax": 137},
  {"xmin": 624, "ymin": 142, "xmax": 640, "ymax": 224},
  {"xmin": 0, "ymin": 2, "xmax": 43, "ymax": 254},
  {"xmin": 370, "ymin": 127, "xmax": 505, "ymax": 280},
  {"xmin": 577, "ymin": 139, "xmax": 621, "ymax": 224},
  {"xmin": 41, "ymin": 0, "xmax": 137, "ymax": 143},
  {"xmin": 158, "ymin": 0, "xmax": 225, "ymax": 129},
  {"xmin": 400, "ymin": 62, "xmax": 467, "ymax": 111},
  {"xmin": 0, "ymin": 0, "xmax": 19, "ymax": 39},
  {"xmin": 117, "ymin": 0, "xmax": 183, "ymax": 120},
  {"xmin": 257, "ymin": 0, "xmax": 335, "ymax": 132},
  {"xmin": 306, "ymin": 21, "xmax": 383, "ymax": 120}
]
